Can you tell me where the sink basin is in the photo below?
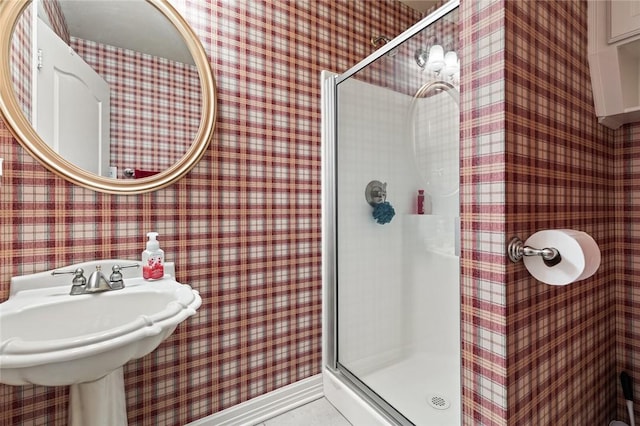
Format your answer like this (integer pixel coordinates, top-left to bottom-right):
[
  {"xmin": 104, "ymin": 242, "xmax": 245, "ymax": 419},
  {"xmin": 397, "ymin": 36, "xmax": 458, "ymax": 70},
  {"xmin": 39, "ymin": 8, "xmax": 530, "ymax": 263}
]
[{"xmin": 0, "ymin": 259, "xmax": 201, "ymax": 386}]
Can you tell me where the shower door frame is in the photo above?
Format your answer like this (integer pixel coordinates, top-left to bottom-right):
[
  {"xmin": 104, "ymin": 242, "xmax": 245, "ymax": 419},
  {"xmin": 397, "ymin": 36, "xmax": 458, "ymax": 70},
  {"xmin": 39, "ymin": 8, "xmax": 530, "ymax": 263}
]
[{"xmin": 322, "ymin": 1, "xmax": 460, "ymax": 425}]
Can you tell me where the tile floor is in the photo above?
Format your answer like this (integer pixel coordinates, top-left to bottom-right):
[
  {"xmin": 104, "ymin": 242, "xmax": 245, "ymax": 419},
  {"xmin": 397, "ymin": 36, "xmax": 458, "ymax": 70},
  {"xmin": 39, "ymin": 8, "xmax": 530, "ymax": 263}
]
[{"xmin": 256, "ymin": 397, "xmax": 352, "ymax": 426}]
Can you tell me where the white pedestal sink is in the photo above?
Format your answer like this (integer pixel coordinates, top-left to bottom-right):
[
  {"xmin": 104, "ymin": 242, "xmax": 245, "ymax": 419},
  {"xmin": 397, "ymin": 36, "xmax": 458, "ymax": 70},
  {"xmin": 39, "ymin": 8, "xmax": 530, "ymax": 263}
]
[
  {"xmin": 0, "ymin": 259, "xmax": 202, "ymax": 425},
  {"xmin": 69, "ymin": 367, "xmax": 128, "ymax": 425}
]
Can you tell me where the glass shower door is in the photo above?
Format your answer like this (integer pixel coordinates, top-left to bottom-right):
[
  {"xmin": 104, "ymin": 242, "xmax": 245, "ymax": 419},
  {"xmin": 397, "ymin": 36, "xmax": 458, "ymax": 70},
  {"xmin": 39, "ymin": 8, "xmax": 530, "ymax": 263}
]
[{"xmin": 326, "ymin": 2, "xmax": 460, "ymax": 424}]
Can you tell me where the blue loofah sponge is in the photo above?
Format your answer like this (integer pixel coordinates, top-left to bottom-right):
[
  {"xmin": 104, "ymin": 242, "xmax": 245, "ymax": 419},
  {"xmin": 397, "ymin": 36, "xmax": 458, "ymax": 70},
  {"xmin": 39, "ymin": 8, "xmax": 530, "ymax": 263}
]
[{"xmin": 372, "ymin": 201, "xmax": 395, "ymax": 224}]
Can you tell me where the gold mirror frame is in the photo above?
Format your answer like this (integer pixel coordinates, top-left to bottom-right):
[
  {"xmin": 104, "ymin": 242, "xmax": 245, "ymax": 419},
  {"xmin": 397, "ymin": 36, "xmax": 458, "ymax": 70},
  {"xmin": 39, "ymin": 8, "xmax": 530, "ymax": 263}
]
[{"xmin": 0, "ymin": 0, "xmax": 216, "ymax": 194}]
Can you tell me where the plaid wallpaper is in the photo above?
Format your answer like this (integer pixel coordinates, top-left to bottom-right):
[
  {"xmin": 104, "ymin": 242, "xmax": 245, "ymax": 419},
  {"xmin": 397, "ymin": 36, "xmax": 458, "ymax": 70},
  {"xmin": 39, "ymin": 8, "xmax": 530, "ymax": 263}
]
[
  {"xmin": 620, "ymin": 121, "xmax": 640, "ymax": 421},
  {"xmin": 3, "ymin": 0, "xmax": 634, "ymax": 424},
  {"xmin": 0, "ymin": 1, "xmax": 422, "ymax": 424},
  {"xmin": 42, "ymin": 0, "xmax": 70, "ymax": 44},
  {"xmin": 460, "ymin": 0, "xmax": 622, "ymax": 424},
  {"xmin": 504, "ymin": 1, "xmax": 620, "ymax": 424},
  {"xmin": 9, "ymin": 3, "xmax": 31, "ymax": 121},
  {"xmin": 459, "ymin": 0, "xmax": 509, "ymax": 422},
  {"xmin": 71, "ymin": 38, "xmax": 201, "ymax": 176}
]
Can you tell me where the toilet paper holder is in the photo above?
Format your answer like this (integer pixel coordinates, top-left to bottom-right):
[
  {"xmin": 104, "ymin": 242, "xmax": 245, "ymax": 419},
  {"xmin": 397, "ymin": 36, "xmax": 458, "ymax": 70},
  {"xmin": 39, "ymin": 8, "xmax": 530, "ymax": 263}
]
[{"xmin": 507, "ymin": 237, "xmax": 562, "ymax": 267}]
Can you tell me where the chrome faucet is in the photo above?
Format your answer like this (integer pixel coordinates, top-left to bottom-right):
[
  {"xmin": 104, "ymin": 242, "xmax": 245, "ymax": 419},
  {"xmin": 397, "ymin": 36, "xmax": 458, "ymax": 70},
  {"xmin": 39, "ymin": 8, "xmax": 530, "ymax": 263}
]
[
  {"xmin": 84, "ymin": 266, "xmax": 112, "ymax": 293},
  {"xmin": 52, "ymin": 263, "xmax": 139, "ymax": 295}
]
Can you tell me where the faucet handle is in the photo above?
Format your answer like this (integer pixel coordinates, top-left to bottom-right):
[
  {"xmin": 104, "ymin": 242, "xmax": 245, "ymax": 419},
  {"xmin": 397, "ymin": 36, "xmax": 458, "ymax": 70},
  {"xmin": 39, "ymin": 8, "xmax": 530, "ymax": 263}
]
[
  {"xmin": 71, "ymin": 268, "xmax": 87, "ymax": 286},
  {"xmin": 51, "ymin": 267, "xmax": 86, "ymax": 283},
  {"xmin": 109, "ymin": 263, "xmax": 139, "ymax": 290},
  {"xmin": 112, "ymin": 263, "xmax": 139, "ymax": 272},
  {"xmin": 52, "ymin": 268, "xmax": 87, "ymax": 295},
  {"xmin": 52, "ymin": 267, "xmax": 85, "ymax": 279}
]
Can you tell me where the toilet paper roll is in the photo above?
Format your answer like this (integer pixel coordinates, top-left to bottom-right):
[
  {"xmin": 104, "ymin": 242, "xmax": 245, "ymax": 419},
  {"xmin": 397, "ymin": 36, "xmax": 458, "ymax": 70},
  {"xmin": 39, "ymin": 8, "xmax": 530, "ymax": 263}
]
[{"xmin": 522, "ymin": 229, "xmax": 601, "ymax": 286}]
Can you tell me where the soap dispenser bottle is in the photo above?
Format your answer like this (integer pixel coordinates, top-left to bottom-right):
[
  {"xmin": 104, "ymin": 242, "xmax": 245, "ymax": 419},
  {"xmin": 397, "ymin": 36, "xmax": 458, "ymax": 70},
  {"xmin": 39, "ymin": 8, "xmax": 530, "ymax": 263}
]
[
  {"xmin": 142, "ymin": 232, "xmax": 164, "ymax": 280},
  {"xmin": 417, "ymin": 189, "xmax": 425, "ymax": 214}
]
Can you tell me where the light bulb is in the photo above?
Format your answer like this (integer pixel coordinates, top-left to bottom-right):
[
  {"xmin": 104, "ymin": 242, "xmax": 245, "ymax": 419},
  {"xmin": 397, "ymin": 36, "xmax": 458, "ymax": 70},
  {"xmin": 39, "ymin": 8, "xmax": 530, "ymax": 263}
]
[
  {"xmin": 443, "ymin": 51, "xmax": 458, "ymax": 77},
  {"xmin": 426, "ymin": 45, "xmax": 444, "ymax": 73}
]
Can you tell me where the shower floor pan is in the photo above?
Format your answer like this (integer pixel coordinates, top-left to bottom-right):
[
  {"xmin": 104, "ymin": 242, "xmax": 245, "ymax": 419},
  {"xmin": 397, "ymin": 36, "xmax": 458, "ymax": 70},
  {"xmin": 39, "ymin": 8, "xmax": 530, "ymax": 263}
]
[{"xmin": 359, "ymin": 352, "xmax": 460, "ymax": 425}]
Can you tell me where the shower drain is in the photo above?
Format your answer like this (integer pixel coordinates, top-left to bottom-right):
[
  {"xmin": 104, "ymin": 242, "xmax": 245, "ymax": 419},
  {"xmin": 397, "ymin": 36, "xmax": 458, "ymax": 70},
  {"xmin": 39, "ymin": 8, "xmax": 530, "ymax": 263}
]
[{"xmin": 427, "ymin": 394, "xmax": 451, "ymax": 410}]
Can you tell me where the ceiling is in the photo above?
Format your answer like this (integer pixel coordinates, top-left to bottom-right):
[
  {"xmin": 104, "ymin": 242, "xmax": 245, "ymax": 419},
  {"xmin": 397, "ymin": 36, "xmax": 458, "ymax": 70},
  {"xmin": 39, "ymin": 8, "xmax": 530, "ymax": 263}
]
[
  {"xmin": 399, "ymin": 0, "xmax": 440, "ymax": 14},
  {"xmin": 47, "ymin": 0, "xmax": 437, "ymax": 65},
  {"xmin": 44, "ymin": 1, "xmax": 195, "ymax": 65}
]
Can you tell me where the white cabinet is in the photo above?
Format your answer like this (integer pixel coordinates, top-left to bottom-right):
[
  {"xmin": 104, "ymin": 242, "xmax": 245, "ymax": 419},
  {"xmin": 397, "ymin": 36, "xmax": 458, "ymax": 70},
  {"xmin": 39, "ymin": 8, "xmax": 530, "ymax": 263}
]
[
  {"xmin": 610, "ymin": 1, "xmax": 640, "ymax": 42},
  {"xmin": 588, "ymin": 0, "xmax": 640, "ymax": 129}
]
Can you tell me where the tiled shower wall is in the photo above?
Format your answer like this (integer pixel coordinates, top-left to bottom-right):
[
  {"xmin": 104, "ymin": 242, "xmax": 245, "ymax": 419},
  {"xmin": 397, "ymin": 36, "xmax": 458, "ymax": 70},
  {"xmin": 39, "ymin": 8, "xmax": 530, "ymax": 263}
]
[{"xmin": 0, "ymin": 1, "xmax": 422, "ymax": 424}]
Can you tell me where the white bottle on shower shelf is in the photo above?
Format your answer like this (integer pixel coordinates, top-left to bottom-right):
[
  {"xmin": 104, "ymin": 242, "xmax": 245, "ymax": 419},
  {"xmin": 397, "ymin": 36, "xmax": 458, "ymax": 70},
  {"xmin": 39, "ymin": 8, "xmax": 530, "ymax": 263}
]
[{"xmin": 142, "ymin": 232, "xmax": 164, "ymax": 280}]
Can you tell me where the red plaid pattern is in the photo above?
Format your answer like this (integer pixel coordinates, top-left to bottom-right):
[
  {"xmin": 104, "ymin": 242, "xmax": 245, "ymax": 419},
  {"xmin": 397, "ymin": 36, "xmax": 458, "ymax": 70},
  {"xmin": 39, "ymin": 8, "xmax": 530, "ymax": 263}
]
[
  {"xmin": 10, "ymin": 3, "xmax": 31, "ymax": 122},
  {"xmin": 1, "ymin": 0, "xmax": 422, "ymax": 424},
  {"xmin": 71, "ymin": 37, "xmax": 201, "ymax": 176},
  {"xmin": 7, "ymin": 0, "xmax": 625, "ymax": 424},
  {"xmin": 461, "ymin": 0, "xmax": 621, "ymax": 424}
]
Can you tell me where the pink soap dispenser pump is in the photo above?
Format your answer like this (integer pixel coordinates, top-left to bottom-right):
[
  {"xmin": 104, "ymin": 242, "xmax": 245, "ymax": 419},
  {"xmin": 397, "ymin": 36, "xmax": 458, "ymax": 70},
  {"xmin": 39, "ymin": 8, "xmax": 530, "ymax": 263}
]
[{"xmin": 142, "ymin": 232, "xmax": 164, "ymax": 280}]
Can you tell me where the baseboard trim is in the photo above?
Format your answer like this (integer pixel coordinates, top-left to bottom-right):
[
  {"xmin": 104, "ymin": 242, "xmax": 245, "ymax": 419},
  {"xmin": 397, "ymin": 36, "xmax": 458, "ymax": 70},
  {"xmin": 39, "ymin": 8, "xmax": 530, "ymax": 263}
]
[{"xmin": 187, "ymin": 374, "xmax": 323, "ymax": 426}]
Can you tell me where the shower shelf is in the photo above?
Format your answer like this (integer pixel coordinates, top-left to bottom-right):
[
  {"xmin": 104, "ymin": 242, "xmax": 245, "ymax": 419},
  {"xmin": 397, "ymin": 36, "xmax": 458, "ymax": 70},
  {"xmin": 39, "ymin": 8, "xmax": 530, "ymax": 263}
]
[
  {"xmin": 425, "ymin": 247, "xmax": 458, "ymax": 258},
  {"xmin": 404, "ymin": 214, "xmax": 458, "ymax": 257}
]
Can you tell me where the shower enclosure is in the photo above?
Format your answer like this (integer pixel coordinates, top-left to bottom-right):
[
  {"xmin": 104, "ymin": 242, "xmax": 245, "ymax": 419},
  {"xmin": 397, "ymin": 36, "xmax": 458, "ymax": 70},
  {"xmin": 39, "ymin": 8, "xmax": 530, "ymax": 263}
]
[{"xmin": 322, "ymin": 1, "xmax": 460, "ymax": 424}]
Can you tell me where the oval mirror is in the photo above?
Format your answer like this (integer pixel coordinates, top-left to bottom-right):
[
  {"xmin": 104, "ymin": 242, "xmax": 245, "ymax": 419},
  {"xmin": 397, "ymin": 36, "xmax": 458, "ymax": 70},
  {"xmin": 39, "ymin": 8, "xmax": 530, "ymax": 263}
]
[{"xmin": 0, "ymin": 0, "xmax": 216, "ymax": 194}]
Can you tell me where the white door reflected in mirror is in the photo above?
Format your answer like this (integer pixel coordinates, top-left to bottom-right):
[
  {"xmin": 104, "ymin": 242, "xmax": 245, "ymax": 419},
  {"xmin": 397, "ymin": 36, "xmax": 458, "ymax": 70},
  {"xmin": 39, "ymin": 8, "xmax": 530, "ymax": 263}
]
[{"xmin": 36, "ymin": 17, "xmax": 110, "ymax": 177}]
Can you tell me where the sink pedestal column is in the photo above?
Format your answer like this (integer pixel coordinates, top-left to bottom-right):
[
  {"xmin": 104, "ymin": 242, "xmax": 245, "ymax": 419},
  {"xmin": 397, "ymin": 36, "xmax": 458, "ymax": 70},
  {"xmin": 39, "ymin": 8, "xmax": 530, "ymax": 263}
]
[{"xmin": 69, "ymin": 367, "xmax": 128, "ymax": 426}]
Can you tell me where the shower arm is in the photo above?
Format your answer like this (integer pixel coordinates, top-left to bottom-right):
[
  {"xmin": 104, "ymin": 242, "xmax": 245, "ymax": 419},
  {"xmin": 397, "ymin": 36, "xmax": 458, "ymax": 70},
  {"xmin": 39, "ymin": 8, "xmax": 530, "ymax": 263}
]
[{"xmin": 370, "ymin": 35, "xmax": 392, "ymax": 48}]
